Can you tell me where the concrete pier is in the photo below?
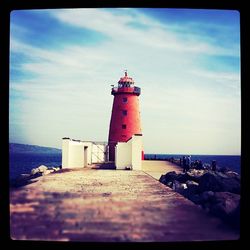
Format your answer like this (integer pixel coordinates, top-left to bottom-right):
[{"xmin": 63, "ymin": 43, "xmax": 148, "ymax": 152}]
[{"xmin": 10, "ymin": 161, "xmax": 239, "ymax": 242}]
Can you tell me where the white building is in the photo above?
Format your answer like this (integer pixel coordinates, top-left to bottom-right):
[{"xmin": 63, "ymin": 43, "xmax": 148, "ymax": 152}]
[
  {"xmin": 115, "ymin": 134, "xmax": 143, "ymax": 170},
  {"xmin": 62, "ymin": 134, "xmax": 142, "ymax": 170},
  {"xmin": 62, "ymin": 138, "xmax": 108, "ymax": 169}
]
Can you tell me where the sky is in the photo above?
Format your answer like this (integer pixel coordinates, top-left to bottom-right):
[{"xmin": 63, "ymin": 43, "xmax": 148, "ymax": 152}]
[{"xmin": 9, "ymin": 8, "xmax": 241, "ymax": 155}]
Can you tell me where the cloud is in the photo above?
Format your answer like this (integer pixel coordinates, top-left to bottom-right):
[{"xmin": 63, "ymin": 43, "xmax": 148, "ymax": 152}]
[
  {"xmin": 9, "ymin": 9, "xmax": 241, "ymax": 154},
  {"xmin": 48, "ymin": 8, "xmax": 239, "ymax": 56}
]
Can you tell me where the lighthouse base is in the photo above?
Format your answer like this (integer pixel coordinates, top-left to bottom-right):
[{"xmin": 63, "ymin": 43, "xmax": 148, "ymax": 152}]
[
  {"xmin": 115, "ymin": 134, "xmax": 143, "ymax": 170},
  {"xmin": 108, "ymin": 142, "xmax": 117, "ymax": 162}
]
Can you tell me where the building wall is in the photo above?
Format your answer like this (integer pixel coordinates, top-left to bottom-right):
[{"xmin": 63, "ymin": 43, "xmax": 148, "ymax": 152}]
[
  {"xmin": 62, "ymin": 136, "xmax": 141, "ymax": 170},
  {"xmin": 115, "ymin": 134, "xmax": 142, "ymax": 170},
  {"xmin": 131, "ymin": 135, "xmax": 142, "ymax": 170},
  {"xmin": 108, "ymin": 93, "xmax": 142, "ymax": 161},
  {"xmin": 62, "ymin": 140, "xmax": 85, "ymax": 168},
  {"xmin": 83, "ymin": 142, "xmax": 92, "ymax": 165},
  {"xmin": 92, "ymin": 143, "xmax": 107, "ymax": 163},
  {"xmin": 115, "ymin": 141, "xmax": 132, "ymax": 169},
  {"xmin": 62, "ymin": 139, "xmax": 70, "ymax": 168},
  {"xmin": 69, "ymin": 143, "xmax": 84, "ymax": 168},
  {"xmin": 62, "ymin": 138, "xmax": 108, "ymax": 168}
]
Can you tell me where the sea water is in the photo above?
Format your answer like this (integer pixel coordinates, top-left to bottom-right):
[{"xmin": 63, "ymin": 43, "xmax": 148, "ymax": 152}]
[
  {"xmin": 144, "ymin": 154, "xmax": 241, "ymax": 174},
  {"xmin": 9, "ymin": 152, "xmax": 241, "ymax": 181}
]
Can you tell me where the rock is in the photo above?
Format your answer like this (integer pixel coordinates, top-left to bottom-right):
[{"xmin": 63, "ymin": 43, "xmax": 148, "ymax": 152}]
[
  {"xmin": 201, "ymin": 191, "xmax": 215, "ymax": 201},
  {"xmin": 176, "ymin": 173, "xmax": 190, "ymax": 183},
  {"xmin": 172, "ymin": 180, "xmax": 181, "ymax": 191},
  {"xmin": 189, "ymin": 194, "xmax": 203, "ymax": 204},
  {"xmin": 160, "ymin": 171, "xmax": 191, "ymax": 185},
  {"xmin": 159, "ymin": 171, "xmax": 178, "ymax": 185},
  {"xmin": 210, "ymin": 192, "xmax": 240, "ymax": 214},
  {"xmin": 31, "ymin": 168, "xmax": 39, "ymax": 175},
  {"xmin": 185, "ymin": 180, "xmax": 199, "ymax": 195},
  {"xmin": 229, "ymin": 202, "xmax": 240, "ymax": 229},
  {"xmin": 199, "ymin": 171, "xmax": 240, "ymax": 194},
  {"xmin": 172, "ymin": 180, "xmax": 187, "ymax": 195},
  {"xmin": 166, "ymin": 181, "xmax": 173, "ymax": 188},
  {"xmin": 224, "ymin": 171, "xmax": 241, "ymax": 180},
  {"xmin": 42, "ymin": 169, "xmax": 53, "ymax": 175},
  {"xmin": 186, "ymin": 180, "xmax": 199, "ymax": 187},
  {"xmin": 219, "ymin": 166, "xmax": 231, "ymax": 173},
  {"xmin": 215, "ymin": 171, "xmax": 229, "ymax": 178},
  {"xmin": 186, "ymin": 169, "xmax": 206, "ymax": 182},
  {"xmin": 52, "ymin": 167, "xmax": 60, "ymax": 172},
  {"xmin": 30, "ymin": 165, "xmax": 48, "ymax": 175},
  {"xmin": 38, "ymin": 165, "xmax": 48, "ymax": 173},
  {"xmin": 203, "ymin": 163, "xmax": 211, "ymax": 170},
  {"xmin": 209, "ymin": 192, "xmax": 240, "ymax": 228}
]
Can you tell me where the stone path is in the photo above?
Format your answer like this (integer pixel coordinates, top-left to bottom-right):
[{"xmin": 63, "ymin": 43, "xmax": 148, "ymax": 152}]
[
  {"xmin": 142, "ymin": 160, "xmax": 182, "ymax": 180},
  {"xmin": 10, "ymin": 162, "xmax": 239, "ymax": 242}
]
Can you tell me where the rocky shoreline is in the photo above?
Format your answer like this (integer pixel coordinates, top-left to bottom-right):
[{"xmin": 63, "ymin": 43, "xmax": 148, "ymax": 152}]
[
  {"xmin": 10, "ymin": 165, "xmax": 61, "ymax": 188},
  {"xmin": 159, "ymin": 167, "xmax": 240, "ymax": 230}
]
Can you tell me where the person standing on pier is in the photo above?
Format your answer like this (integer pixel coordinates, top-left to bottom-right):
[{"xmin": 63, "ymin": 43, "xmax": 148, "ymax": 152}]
[
  {"xmin": 183, "ymin": 156, "xmax": 187, "ymax": 172},
  {"xmin": 211, "ymin": 160, "xmax": 217, "ymax": 171},
  {"xmin": 197, "ymin": 160, "xmax": 203, "ymax": 170},
  {"xmin": 186, "ymin": 155, "xmax": 191, "ymax": 172}
]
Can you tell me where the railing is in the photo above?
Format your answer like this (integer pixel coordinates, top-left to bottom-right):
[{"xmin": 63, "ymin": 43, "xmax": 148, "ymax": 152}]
[
  {"xmin": 92, "ymin": 142, "xmax": 108, "ymax": 163},
  {"xmin": 133, "ymin": 86, "xmax": 141, "ymax": 95},
  {"xmin": 111, "ymin": 86, "xmax": 141, "ymax": 95}
]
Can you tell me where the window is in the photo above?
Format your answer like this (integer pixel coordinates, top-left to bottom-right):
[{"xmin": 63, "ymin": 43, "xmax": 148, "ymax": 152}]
[
  {"xmin": 123, "ymin": 97, "xmax": 127, "ymax": 103},
  {"xmin": 122, "ymin": 124, "xmax": 126, "ymax": 129},
  {"xmin": 122, "ymin": 110, "xmax": 127, "ymax": 116}
]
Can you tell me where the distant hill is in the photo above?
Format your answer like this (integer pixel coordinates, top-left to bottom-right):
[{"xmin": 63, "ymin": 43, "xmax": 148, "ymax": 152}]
[{"xmin": 9, "ymin": 143, "xmax": 62, "ymax": 154}]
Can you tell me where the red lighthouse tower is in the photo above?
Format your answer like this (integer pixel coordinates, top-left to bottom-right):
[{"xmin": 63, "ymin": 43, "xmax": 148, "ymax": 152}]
[{"xmin": 108, "ymin": 71, "xmax": 144, "ymax": 161}]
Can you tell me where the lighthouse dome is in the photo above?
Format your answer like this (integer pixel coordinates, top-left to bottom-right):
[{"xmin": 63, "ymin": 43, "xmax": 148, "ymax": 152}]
[{"xmin": 118, "ymin": 71, "xmax": 134, "ymax": 87}]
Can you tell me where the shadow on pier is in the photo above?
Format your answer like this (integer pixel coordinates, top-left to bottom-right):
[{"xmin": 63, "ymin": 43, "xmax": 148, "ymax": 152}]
[{"xmin": 90, "ymin": 162, "xmax": 116, "ymax": 170}]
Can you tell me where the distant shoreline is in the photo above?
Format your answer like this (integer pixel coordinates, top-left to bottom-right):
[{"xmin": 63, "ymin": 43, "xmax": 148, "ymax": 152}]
[{"xmin": 9, "ymin": 143, "xmax": 241, "ymax": 180}]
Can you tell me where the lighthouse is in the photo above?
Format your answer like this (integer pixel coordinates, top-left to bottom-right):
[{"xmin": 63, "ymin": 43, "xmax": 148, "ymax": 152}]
[{"xmin": 108, "ymin": 71, "xmax": 144, "ymax": 161}]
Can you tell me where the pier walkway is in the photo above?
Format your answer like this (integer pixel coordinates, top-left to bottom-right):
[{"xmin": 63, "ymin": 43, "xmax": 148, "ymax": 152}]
[{"xmin": 10, "ymin": 161, "xmax": 239, "ymax": 242}]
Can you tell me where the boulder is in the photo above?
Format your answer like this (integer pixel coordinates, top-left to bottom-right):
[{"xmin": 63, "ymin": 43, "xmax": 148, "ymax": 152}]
[
  {"xmin": 31, "ymin": 168, "xmax": 39, "ymax": 175},
  {"xmin": 30, "ymin": 168, "xmax": 39, "ymax": 175},
  {"xmin": 30, "ymin": 165, "xmax": 48, "ymax": 175},
  {"xmin": 209, "ymin": 192, "xmax": 240, "ymax": 228},
  {"xmin": 203, "ymin": 163, "xmax": 211, "ymax": 170},
  {"xmin": 189, "ymin": 194, "xmax": 203, "ymax": 204},
  {"xmin": 186, "ymin": 169, "xmax": 206, "ymax": 182},
  {"xmin": 201, "ymin": 190, "xmax": 215, "ymax": 201},
  {"xmin": 172, "ymin": 180, "xmax": 187, "ymax": 195},
  {"xmin": 166, "ymin": 181, "xmax": 173, "ymax": 188},
  {"xmin": 185, "ymin": 180, "xmax": 199, "ymax": 194},
  {"xmin": 159, "ymin": 171, "xmax": 178, "ymax": 185},
  {"xmin": 52, "ymin": 167, "xmax": 60, "ymax": 172},
  {"xmin": 196, "ymin": 191, "xmax": 215, "ymax": 210},
  {"xmin": 42, "ymin": 169, "xmax": 53, "ymax": 175},
  {"xmin": 176, "ymin": 173, "xmax": 190, "ymax": 183},
  {"xmin": 224, "ymin": 171, "xmax": 241, "ymax": 181},
  {"xmin": 38, "ymin": 165, "xmax": 48, "ymax": 173},
  {"xmin": 229, "ymin": 202, "xmax": 240, "ymax": 229},
  {"xmin": 198, "ymin": 171, "xmax": 240, "ymax": 194},
  {"xmin": 219, "ymin": 166, "xmax": 231, "ymax": 173}
]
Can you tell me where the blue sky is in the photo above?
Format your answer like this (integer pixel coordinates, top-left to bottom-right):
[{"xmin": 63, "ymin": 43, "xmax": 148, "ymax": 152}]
[{"xmin": 9, "ymin": 8, "xmax": 241, "ymax": 155}]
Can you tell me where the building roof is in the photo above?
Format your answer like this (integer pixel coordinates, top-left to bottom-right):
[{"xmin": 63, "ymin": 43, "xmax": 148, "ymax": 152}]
[{"xmin": 118, "ymin": 71, "xmax": 135, "ymax": 84}]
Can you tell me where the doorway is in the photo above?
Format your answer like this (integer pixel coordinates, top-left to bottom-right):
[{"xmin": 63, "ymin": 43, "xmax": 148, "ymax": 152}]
[{"xmin": 84, "ymin": 146, "xmax": 88, "ymax": 167}]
